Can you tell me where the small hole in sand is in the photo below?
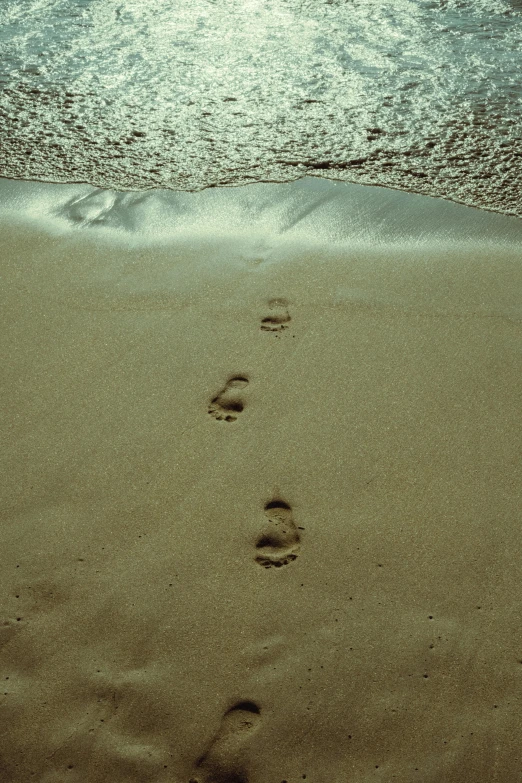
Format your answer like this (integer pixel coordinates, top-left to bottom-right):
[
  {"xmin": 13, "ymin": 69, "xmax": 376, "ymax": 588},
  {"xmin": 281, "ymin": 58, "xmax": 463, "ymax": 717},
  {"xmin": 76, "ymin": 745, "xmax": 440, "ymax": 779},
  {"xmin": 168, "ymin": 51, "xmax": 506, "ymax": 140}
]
[
  {"xmin": 256, "ymin": 535, "xmax": 280, "ymax": 549},
  {"xmin": 265, "ymin": 500, "xmax": 291, "ymax": 511},
  {"xmin": 230, "ymin": 701, "xmax": 260, "ymax": 715},
  {"xmin": 228, "ymin": 376, "xmax": 249, "ymax": 386},
  {"xmin": 226, "ymin": 401, "xmax": 244, "ymax": 413}
]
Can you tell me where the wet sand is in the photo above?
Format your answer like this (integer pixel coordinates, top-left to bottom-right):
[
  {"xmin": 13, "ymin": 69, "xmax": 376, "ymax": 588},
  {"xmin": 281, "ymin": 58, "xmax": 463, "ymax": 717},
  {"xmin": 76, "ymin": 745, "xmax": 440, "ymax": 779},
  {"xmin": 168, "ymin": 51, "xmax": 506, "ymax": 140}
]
[{"xmin": 1, "ymin": 178, "xmax": 521, "ymax": 783}]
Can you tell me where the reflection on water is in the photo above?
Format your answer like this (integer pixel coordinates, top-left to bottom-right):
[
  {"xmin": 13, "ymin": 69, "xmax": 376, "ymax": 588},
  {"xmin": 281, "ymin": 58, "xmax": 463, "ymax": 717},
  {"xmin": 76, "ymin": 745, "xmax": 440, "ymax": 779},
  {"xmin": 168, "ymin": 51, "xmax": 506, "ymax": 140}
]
[{"xmin": 0, "ymin": 0, "xmax": 521, "ymax": 215}]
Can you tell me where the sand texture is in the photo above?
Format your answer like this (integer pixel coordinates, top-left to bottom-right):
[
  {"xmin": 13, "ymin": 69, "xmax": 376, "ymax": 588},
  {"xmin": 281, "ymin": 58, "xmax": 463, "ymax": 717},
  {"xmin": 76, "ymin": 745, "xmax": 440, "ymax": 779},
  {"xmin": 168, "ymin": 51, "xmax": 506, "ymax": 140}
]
[{"xmin": 1, "ymin": 179, "xmax": 521, "ymax": 783}]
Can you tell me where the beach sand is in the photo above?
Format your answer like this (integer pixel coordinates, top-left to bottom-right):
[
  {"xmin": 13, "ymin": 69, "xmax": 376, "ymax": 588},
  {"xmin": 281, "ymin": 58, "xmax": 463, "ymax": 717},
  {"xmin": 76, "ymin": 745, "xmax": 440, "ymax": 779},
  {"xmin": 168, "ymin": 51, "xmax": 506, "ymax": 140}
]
[{"xmin": 1, "ymin": 178, "xmax": 521, "ymax": 783}]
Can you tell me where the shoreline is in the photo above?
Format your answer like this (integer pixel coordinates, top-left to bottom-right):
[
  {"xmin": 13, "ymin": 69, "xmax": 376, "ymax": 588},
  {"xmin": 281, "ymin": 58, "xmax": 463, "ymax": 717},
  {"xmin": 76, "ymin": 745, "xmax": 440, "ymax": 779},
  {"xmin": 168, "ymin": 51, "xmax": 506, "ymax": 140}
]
[
  {"xmin": 1, "ymin": 175, "xmax": 522, "ymax": 248},
  {"xmin": 2, "ymin": 170, "xmax": 522, "ymax": 222}
]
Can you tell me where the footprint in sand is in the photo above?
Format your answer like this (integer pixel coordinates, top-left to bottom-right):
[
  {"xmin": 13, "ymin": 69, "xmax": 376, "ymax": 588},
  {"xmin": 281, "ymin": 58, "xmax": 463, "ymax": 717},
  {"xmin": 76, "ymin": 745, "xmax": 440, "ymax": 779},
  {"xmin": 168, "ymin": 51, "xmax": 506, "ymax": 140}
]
[
  {"xmin": 190, "ymin": 701, "xmax": 261, "ymax": 783},
  {"xmin": 208, "ymin": 377, "xmax": 249, "ymax": 422},
  {"xmin": 255, "ymin": 501, "xmax": 301, "ymax": 568},
  {"xmin": 260, "ymin": 298, "xmax": 291, "ymax": 332}
]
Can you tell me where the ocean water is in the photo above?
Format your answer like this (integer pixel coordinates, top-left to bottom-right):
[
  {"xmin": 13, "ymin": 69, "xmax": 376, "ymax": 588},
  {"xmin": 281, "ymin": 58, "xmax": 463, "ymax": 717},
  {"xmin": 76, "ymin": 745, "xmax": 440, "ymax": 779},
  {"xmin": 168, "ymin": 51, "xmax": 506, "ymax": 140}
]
[{"xmin": 0, "ymin": 0, "xmax": 521, "ymax": 215}]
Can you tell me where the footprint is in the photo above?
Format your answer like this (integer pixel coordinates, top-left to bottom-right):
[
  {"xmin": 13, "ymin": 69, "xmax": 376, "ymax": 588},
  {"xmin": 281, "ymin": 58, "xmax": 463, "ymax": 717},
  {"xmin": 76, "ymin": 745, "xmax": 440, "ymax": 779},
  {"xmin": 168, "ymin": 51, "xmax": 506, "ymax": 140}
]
[
  {"xmin": 208, "ymin": 377, "xmax": 249, "ymax": 422},
  {"xmin": 255, "ymin": 501, "xmax": 300, "ymax": 568},
  {"xmin": 260, "ymin": 298, "xmax": 291, "ymax": 332},
  {"xmin": 190, "ymin": 701, "xmax": 261, "ymax": 783}
]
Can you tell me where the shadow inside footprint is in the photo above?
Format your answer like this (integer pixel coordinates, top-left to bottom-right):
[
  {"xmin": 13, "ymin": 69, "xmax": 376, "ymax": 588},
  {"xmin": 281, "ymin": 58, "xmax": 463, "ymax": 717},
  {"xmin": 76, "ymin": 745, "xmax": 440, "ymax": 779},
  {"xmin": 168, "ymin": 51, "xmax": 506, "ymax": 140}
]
[
  {"xmin": 260, "ymin": 298, "xmax": 291, "ymax": 332},
  {"xmin": 190, "ymin": 702, "xmax": 261, "ymax": 783},
  {"xmin": 208, "ymin": 377, "xmax": 249, "ymax": 422},
  {"xmin": 255, "ymin": 500, "xmax": 300, "ymax": 568}
]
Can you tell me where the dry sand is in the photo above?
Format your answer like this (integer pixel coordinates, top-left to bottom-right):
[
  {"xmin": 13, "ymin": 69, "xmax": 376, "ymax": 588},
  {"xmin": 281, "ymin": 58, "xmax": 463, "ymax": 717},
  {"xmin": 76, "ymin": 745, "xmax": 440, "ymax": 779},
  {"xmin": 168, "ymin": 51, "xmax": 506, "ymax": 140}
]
[{"xmin": 1, "ymin": 178, "xmax": 521, "ymax": 783}]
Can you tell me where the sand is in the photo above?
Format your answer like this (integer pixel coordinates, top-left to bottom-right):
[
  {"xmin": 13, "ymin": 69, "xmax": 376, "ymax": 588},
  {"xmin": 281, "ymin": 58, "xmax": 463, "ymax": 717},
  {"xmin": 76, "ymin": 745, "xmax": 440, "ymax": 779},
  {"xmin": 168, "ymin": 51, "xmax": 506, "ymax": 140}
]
[{"xmin": 1, "ymin": 178, "xmax": 521, "ymax": 783}]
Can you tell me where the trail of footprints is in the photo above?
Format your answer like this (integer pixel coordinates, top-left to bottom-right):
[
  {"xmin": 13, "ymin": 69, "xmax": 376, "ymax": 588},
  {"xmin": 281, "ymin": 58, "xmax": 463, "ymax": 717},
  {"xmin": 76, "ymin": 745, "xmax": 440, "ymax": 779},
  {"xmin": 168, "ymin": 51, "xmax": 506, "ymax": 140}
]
[
  {"xmin": 207, "ymin": 301, "xmax": 292, "ymax": 423},
  {"xmin": 197, "ymin": 300, "xmax": 297, "ymax": 782},
  {"xmin": 206, "ymin": 301, "xmax": 299, "ymax": 569}
]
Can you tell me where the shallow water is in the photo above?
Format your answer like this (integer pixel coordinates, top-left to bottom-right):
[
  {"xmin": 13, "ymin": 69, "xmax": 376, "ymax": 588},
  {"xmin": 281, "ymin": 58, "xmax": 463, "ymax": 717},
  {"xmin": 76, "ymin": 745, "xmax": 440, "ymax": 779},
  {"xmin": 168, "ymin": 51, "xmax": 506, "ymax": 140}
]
[{"xmin": 1, "ymin": 0, "xmax": 521, "ymax": 215}]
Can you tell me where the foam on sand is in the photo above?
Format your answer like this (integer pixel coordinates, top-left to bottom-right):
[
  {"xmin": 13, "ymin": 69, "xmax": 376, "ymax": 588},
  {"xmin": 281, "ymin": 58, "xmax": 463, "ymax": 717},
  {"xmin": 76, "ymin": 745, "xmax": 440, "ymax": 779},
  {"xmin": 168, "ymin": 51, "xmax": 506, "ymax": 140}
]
[{"xmin": 1, "ymin": 177, "xmax": 521, "ymax": 782}]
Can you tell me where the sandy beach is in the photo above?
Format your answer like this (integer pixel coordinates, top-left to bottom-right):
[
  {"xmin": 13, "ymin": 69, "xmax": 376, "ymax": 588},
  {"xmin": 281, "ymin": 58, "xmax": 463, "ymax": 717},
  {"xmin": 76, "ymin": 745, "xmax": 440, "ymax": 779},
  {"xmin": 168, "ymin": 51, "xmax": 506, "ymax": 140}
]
[{"xmin": 1, "ymin": 177, "xmax": 521, "ymax": 783}]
